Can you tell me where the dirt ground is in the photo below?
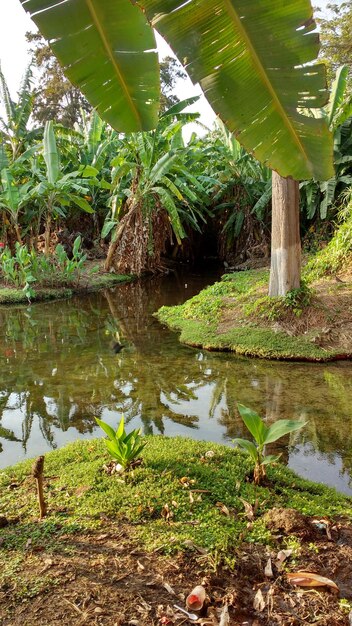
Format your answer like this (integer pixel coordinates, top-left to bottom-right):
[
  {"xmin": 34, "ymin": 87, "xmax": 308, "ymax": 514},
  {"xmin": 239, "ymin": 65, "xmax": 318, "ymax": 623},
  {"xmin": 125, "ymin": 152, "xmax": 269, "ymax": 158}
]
[
  {"xmin": 219, "ymin": 277, "xmax": 352, "ymax": 358},
  {"xmin": 1, "ymin": 510, "xmax": 352, "ymax": 626}
]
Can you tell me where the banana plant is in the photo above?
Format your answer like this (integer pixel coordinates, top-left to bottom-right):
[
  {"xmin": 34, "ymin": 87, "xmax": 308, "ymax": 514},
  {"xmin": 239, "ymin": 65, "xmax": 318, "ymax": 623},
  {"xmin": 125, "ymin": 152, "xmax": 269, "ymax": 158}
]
[
  {"xmin": 206, "ymin": 120, "xmax": 272, "ymax": 245},
  {"xmin": 234, "ymin": 404, "xmax": 306, "ymax": 485},
  {"xmin": 73, "ymin": 110, "xmax": 115, "ymax": 236},
  {"xmin": 104, "ymin": 98, "xmax": 210, "ymax": 274},
  {"xmin": 0, "ymin": 145, "xmax": 39, "ymax": 245},
  {"xmin": 27, "ymin": 121, "xmax": 94, "ymax": 254},
  {"xmin": 18, "ymin": 0, "xmax": 335, "ymax": 297},
  {"xmin": 300, "ymin": 66, "xmax": 352, "ymax": 220},
  {"xmin": 95, "ymin": 415, "xmax": 146, "ymax": 470},
  {"xmin": 0, "ymin": 64, "xmax": 41, "ymax": 161},
  {"xmin": 19, "ymin": 0, "xmax": 333, "ymax": 182}
]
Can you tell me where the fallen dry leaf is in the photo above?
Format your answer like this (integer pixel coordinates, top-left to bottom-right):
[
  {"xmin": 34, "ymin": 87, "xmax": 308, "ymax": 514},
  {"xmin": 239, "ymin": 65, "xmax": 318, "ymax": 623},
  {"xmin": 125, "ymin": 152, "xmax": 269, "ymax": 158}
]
[
  {"xmin": 161, "ymin": 504, "xmax": 173, "ymax": 523},
  {"xmin": 219, "ymin": 604, "xmax": 230, "ymax": 626},
  {"xmin": 287, "ymin": 572, "xmax": 339, "ymax": 593},
  {"xmin": 253, "ymin": 588, "xmax": 266, "ymax": 612},
  {"xmin": 163, "ymin": 582, "xmax": 176, "ymax": 595},
  {"xmin": 275, "ymin": 549, "xmax": 293, "ymax": 570},
  {"xmin": 241, "ymin": 499, "xmax": 254, "ymax": 521},
  {"xmin": 183, "ymin": 539, "xmax": 208, "ymax": 555},
  {"xmin": 264, "ymin": 557, "xmax": 273, "ymax": 578},
  {"xmin": 216, "ymin": 502, "xmax": 230, "ymax": 516}
]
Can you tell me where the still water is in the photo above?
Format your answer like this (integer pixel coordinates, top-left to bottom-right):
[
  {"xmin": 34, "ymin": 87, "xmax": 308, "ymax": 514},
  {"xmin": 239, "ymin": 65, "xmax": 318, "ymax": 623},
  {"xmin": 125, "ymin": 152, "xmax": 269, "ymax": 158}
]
[{"xmin": 0, "ymin": 270, "xmax": 352, "ymax": 494}]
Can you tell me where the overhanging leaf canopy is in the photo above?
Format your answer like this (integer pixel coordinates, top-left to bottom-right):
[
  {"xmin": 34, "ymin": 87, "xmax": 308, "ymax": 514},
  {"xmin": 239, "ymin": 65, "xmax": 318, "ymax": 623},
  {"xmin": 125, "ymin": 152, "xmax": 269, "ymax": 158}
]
[
  {"xmin": 19, "ymin": 0, "xmax": 334, "ymax": 180},
  {"xmin": 20, "ymin": 0, "xmax": 160, "ymax": 132},
  {"xmin": 140, "ymin": 0, "xmax": 334, "ymax": 181}
]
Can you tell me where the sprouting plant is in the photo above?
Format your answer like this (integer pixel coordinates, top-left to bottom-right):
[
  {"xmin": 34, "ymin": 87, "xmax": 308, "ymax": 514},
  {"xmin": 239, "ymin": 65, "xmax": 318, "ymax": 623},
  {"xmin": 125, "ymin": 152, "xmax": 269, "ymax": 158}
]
[
  {"xmin": 95, "ymin": 415, "xmax": 146, "ymax": 470},
  {"xmin": 54, "ymin": 236, "xmax": 87, "ymax": 283},
  {"xmin": 233, "ymin": 404, "xmax": 306, "ymax": 485}
]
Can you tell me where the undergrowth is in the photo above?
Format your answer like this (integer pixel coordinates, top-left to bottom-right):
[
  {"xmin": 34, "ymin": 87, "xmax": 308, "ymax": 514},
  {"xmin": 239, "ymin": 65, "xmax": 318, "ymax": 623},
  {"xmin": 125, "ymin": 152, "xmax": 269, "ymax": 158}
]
[{"xmin": 305, "ymin": 195, "xmax": 352, "ymax": 281}]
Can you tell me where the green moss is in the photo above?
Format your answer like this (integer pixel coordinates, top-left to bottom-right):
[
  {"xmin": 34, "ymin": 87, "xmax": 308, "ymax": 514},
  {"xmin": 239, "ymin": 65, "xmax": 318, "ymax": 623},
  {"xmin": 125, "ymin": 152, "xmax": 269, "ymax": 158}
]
[
  {"xmin": 0, "ymin": 287, "xmax": 74, "ymax": 304},
  {"xmin": 0, "ymin": 273, "xmax": 133, "ymax": 305},
  {"xmin": 1, "ymin": 437, "xmax": 350, "ymax": 561},
  {"xmin": 156, "ymin": 270, "xmax": 336, "ymax": 361},
  {"xmin": 1, "ymin": 437, "xmax": 351, "ymax": 599}
]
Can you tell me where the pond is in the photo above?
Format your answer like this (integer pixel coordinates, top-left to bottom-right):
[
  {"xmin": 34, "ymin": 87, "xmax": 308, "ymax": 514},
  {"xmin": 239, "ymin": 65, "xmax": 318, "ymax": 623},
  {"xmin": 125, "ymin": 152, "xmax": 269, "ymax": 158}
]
[{"xmin": 1, "ymin": 268, "xmax": 352, "ymax": 494}]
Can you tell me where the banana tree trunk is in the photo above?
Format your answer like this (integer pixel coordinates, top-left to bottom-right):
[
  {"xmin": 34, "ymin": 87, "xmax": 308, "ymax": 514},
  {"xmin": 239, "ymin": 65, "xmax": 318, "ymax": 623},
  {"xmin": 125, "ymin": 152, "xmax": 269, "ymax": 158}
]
[
  {"xmin": 105, "ymin": 220, "xmax": 127, "ymax": 272},
  {"xmin": 44, "ymin": 214, "xmax": 52, "ymax": 256},
  {"xmin": 268, "ymin": 172, "xmax": 301, "ymax": 296},
  {"xmin": 14, "ymin": 222, "xmax": 23, "ymax": 246}
]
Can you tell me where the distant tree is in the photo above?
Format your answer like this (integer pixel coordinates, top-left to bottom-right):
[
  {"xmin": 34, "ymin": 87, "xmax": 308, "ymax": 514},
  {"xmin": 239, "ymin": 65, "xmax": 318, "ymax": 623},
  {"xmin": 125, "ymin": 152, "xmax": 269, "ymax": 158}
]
[
  {"xmin": 317, "ymin": 2, "xmax": 352, "ymax": 84},
  {"xmin": 27, "ymin": 31, "xmax": 186, "ymax": 125},
  {"xmin": 159, "ymin": 56, "xmax": 187, "ymax": 112},
  {"xmin": 26, "ymin": 31, "xmax": 92, "ymax": 127}
]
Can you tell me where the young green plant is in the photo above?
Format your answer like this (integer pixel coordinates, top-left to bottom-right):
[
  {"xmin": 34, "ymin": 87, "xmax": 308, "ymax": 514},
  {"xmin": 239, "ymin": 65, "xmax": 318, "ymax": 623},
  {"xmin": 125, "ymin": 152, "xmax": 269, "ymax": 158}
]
[
  {"xmin": 95, "ymin": 415, "xmax": 146, "ymax": 470},
  {"xmin": 233, "ymin": 404, "xmax": 306, "ymax": 485}
]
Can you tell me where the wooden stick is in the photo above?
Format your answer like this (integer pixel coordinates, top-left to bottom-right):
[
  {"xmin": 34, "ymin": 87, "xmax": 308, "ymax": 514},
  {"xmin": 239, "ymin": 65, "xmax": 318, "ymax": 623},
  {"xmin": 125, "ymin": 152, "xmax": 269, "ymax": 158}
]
[{"xmin": 32, "ymin": 456, "xmax": 47, "ymax": 519}]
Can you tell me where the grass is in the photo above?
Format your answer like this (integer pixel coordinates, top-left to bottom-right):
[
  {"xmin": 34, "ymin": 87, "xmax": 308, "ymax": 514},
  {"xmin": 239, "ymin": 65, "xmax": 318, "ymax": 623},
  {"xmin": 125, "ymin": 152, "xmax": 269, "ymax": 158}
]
[
  {"xmin": 2, "ymin": 437, "xmax": 351, "ymax": 622},
  {"xmin": 156, "ymin": 269, "xmax": 352, "ymax": 361},
  {"xmin": 1, "ymin": 437, "xmax": 351, "ymax": 559},
  {"xmin": 0, "ymin": 272, "xmax": 133, "ymax": 305}
]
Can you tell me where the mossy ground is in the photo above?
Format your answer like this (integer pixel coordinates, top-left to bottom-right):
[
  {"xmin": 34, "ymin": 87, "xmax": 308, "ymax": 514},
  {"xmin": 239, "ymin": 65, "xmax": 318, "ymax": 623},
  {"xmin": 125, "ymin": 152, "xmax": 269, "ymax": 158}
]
[
  {"xmin": 0, "ymin": 267, "xmax": 133, "ymax": 305},
  {"xmin": 1, "ymin": 437, "xmax": 352, "ymax": 625},
  {"xmin": 156, "ymin": 269, "xmax": 352, "ymax": 361}
]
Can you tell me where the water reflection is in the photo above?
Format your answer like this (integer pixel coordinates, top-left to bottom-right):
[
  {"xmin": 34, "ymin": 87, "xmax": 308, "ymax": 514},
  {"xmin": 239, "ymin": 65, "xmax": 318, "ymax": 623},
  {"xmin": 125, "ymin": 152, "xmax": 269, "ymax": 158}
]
[{"xmin": 0, "ymin": 271, "xmax": 352, "ymax": 494}]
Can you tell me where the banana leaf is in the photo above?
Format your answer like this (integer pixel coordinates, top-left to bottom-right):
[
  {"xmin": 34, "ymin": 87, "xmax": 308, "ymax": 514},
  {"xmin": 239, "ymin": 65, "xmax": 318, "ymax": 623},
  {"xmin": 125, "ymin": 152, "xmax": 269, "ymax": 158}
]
[
  {"xmin": 142, "ymin": 0, "xmax": 334, "ymax": 181},
  {"xmin": 20, "ymin": 0, "xmax": 160, "ymax": 132}
]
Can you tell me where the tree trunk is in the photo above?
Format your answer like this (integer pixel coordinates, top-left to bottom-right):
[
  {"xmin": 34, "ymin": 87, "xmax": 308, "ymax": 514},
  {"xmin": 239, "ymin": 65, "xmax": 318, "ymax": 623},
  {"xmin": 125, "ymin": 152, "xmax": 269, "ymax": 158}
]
[
  {"xmin": 269, "ymin": 172, "xmax": 301, "ymax": 296},
  {"xmin": 104, "ymin": 220, "xmax": 127, "ymax": 271},
  {"xmin": 44, "ymin": 214, "xmax": 52, "ymax": 256},
  {"xmin": 14, "ymin": 223, "xmax": 23, "ymax": 246}
]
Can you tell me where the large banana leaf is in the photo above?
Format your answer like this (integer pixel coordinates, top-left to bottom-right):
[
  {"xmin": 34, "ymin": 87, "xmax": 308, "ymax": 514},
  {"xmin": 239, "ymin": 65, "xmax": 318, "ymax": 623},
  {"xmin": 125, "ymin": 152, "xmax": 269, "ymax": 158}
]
[
  {"xmin": 19, "ymin": 0, "xmax": 333, "ymax": 179},
  {"xmin": 141, "ymin": 0, "xmax": 334, "ymax": 181},
  {"xmin": 20, "ymin": 0, "xmax": 160, "ymax": 132}
]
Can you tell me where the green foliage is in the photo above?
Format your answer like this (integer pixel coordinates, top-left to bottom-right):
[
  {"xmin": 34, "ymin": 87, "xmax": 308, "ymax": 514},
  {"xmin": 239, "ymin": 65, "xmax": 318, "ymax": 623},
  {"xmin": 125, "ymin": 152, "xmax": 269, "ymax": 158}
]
[
  {"xmin": 300, "ymin": 66, "xmax": 352, "ymax": 224},
  {"xmin": 0, "ymin": 244, "xmax": 37, "ymax": 301},
  {"xmin": 54, "ymin": 236, "xmax": 87, "ymax": 283},
  {"xmin": 156, "ymin": 269, "xmax": 337, "ymax": 361},
  {"xmin": 0, "ymin": 436, "xmax": 350, "ymax": 600},
  {"xmin": 21, "ymin": 0, "xmax": 334, "ymax": 180},
  {"xmin": 305, "ymin": 192, "xmax": 352, "ymax": 280},
  {"xmin": 95, "ymin": 415, "xmax": 147, "ymax": 470},
  {"xmin": 318, "ymin": 3, "xmax": 352, "ymax": 85},
  {"xmin": 0, "ymin": 237, "xmax": 87, "ymax": 301},
  {"xmin": 233, "ymin": 404, "xmax": 306, "ymax": 484},
  {"xmin": 245, "ymin": 281, "xmax": 313, "ymax": 321}
]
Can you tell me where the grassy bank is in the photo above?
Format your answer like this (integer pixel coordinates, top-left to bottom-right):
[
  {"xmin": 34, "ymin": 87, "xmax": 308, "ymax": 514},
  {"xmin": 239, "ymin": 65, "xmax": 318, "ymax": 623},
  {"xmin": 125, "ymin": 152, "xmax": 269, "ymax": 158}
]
[
  {"xmin": 156, "ymin": 269, "xmax": 352, "ymax": 361},
  {"xmin": 1, "ymin": 436, "xmax": 352, "ymax": 625},
  {"xmin": 0, "ymin": 270, "xmax": 133, "ymax": 305}
]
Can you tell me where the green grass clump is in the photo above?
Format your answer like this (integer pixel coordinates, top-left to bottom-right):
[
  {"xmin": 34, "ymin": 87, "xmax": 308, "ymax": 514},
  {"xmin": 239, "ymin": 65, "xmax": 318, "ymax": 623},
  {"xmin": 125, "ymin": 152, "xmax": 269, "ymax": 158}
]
[
  {"xmin": 0, "ymin": 287, "xmax": 74, "ymax": 304},
  {"xmin": 0, "ymin": 273, "xmax": 132, "ymax": 305},
  {"xmin": 1, "ymin": 437, "xmax": 351, "ymax": 550},
  {"xmin": 1, "ymin": 437, "xmax": 351, "ymax": 597},
  {"xmin": 156, "ymin": 270, "xmax": 335, "ymax": 361}
]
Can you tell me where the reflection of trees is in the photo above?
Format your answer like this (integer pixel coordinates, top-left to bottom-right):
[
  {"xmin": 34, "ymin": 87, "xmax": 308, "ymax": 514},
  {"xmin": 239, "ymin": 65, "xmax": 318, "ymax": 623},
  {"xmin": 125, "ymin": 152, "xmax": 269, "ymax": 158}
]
[{"xmin": 0, "ymin": 277, "xmax": 352, "ymax": 484}]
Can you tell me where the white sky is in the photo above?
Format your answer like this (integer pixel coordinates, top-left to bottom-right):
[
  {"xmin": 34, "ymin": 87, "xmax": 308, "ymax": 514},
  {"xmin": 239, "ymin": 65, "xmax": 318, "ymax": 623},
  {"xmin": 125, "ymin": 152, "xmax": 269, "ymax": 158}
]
[{"xmin": 0, "ymin": 0, "xmax": 334, "ymax": 134}]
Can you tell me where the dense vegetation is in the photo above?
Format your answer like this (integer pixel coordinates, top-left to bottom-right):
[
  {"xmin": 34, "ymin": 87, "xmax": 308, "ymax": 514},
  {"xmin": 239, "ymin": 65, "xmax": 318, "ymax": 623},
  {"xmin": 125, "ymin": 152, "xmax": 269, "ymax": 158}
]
[{"xmin": 0, "ymin": 56, "xmax": 351, "ymax": 302}]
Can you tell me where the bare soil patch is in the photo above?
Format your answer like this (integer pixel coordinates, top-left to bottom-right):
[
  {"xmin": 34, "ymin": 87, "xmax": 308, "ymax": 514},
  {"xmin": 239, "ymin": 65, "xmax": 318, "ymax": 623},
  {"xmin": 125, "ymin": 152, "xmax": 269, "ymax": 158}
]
[
  {"xmin": 1, "ymin": 514, "xmax": 351, "ymax": 626},
  {"xmin": 219, "ymin": 278, "xmax": 352, "ymax": 355}
]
